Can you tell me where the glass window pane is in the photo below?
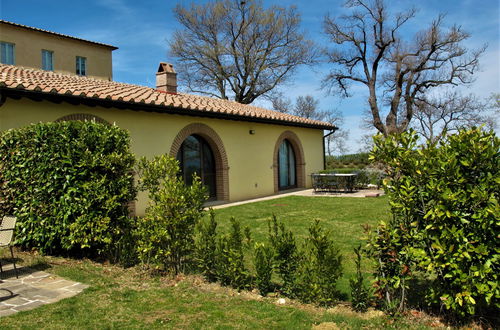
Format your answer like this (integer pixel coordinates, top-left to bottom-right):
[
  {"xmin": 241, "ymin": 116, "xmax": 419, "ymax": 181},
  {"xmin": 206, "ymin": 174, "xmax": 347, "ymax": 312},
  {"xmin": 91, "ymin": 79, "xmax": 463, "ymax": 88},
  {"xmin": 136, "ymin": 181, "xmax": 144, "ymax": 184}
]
[
  {"xmin": 81, "ymin": 57, "xmax": 86, "ymax": 75},
  {"xmin": 279, "ymin": 141, "xmax": 289, "ymax": 188},
  {"xmin": 183, "ymin": 136, "xmax": 201, "ymax": 186},
  {"xmin": 42, "ymin": 50, "xmax": 53, "ymax": 70},
  {"xmin": 202, "ymin": 141, "xmax": 216, "ymax": 197},
  {"xmin": 76, "ymin": 56, "xmax": 86, "ymax": 75},
  {"xmin": 288, "ymin": 143, "xmax": 296, "ymax": 186},
  {"xmin": 1, "ymin": 42, "xmax": 15, "ymax": 65},
  {"xmin": 177, "ymin": 135, "xmax": 217, "ymax": 199}
]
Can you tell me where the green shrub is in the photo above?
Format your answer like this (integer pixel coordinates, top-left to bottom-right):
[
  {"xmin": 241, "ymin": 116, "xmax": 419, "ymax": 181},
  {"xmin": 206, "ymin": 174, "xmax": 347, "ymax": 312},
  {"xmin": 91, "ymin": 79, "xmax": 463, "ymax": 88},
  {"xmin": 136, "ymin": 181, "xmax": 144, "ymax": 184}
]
[
  {"xmin": 294, "ymin": 220, "xmax": 343, "ymax": 306},
  {"xmin": 135, "ymin": 155, "xmax": 207, "ymax": 274},
  {"xmin": 0, "ymin": 121, "xmax": 135, "ymax": 257},
  {"xmin": 194, "ymin": 210, "xmax": 219, "ymax": 282},
  {"xmin": 370, "ymin": 128, "xmax": 500, "ymax": 318},
  {"xmin": 216, "ymin": 217, "xmax": 250, "ymax": 290},
  {"xmin": 350, "ymin": 245, "xmax": 371, "ymax": 313},
  {"xmin": 268, "ymin": 215, "xmax": 299, "ymax": 296},
  {"xmin": 253, "ymin": 242, "xmax": 274, "ymax": 296}
]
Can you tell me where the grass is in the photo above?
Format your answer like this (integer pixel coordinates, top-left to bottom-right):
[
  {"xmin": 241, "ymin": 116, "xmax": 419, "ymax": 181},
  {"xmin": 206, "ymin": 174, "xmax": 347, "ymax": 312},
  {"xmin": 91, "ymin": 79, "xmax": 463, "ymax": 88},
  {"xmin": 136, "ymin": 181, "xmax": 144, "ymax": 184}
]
[
  {"xmin": 2, "ymin": 254, "xmax": 435, "ymax": 329},
  {"xmin": 209, "ymin": 195, "xmax": 390, "ymax": 295},
  {"xmin": 1, "ymin": 195, "xmax": 440, "ymax": 329}
]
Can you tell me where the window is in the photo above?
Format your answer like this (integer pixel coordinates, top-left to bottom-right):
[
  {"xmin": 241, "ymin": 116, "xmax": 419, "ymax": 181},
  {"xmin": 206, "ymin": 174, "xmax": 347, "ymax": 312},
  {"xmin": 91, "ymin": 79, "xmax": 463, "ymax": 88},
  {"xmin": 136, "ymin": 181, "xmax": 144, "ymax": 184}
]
[
  {"xmin": 176, "ymin": 135, "xmax": 216, "ymax": 199},
  {"xmin": 278, "ymin": 139, "xmax": 296, "ymax": 190},
  {"xmin": 41, "ymin": 50, "xmax": 53, "ymax": 71},
  {"xmin": 1, "ymin": 42, "xmax": 15, "ymax": 65},
  {"xmin": 76, "ymin": 56, "xmax": 86, "ymax": 76}
]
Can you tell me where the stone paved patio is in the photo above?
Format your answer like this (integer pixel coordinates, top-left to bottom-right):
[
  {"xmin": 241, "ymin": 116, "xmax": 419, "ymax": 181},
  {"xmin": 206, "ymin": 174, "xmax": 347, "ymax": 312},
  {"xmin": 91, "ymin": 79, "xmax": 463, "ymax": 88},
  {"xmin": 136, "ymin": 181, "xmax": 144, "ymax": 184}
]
[
  {"xmin": 0, "ymin": 264, "xmax": 88, "ymax": 317},
  {"xmin": 210, "ymin": 188, "xmax": 384, "ymax": 209}
]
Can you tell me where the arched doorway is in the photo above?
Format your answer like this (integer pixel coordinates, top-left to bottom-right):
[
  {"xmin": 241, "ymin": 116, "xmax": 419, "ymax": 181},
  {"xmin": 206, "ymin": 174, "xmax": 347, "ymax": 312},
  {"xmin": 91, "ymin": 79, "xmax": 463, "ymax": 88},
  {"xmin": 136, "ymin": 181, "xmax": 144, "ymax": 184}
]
[
  {"xmin": 273, "ymin": 131, "xmax": 306, "ymax": 193},
  {"xmin": 170, "ymin": 123, "xmax": 229, "ymax": 201},
  {"xmin": 278, "ymin": 139, "xmax": 296, "ymax": 190},
  {"xmin": 176, "ymin": 135, "xmax": 217, "ymax": 199}
]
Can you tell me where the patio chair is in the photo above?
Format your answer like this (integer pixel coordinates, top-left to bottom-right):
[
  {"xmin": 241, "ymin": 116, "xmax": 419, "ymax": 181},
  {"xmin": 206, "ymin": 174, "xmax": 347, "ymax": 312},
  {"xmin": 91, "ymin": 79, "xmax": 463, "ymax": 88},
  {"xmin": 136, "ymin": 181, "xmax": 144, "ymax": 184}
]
[{"xmin": 0, "ymin": 215, "xmax": 18, "ymax": 278}]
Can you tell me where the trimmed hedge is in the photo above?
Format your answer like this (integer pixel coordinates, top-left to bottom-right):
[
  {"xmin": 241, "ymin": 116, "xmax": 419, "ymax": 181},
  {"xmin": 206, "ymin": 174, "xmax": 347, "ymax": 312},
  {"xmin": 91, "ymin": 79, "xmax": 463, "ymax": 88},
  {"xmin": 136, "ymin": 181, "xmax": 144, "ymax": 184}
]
[
  {"xmin": 369, "ymin": 128, "xmax": 499, "ymax": 318},
  {"xmin": 0, "ymin": 121, "xmax": 136, "ymax": 256}
]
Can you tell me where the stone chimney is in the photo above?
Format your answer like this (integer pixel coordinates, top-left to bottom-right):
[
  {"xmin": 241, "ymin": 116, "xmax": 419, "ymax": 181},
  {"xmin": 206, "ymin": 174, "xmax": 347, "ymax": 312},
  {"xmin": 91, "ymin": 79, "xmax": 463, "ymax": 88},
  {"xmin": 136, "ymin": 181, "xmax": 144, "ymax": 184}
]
[{"xmin": 156, "ymin": 62, "xmax": 177, "ymax": 93}]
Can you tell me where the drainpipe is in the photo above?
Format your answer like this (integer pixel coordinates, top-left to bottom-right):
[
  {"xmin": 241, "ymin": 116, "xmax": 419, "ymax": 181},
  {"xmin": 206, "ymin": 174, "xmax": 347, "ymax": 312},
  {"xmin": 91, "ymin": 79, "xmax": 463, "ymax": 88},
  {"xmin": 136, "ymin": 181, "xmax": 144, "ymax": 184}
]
[{"xmin": 323, "ymin": 129, "xmax": 336, "ymax": 170}]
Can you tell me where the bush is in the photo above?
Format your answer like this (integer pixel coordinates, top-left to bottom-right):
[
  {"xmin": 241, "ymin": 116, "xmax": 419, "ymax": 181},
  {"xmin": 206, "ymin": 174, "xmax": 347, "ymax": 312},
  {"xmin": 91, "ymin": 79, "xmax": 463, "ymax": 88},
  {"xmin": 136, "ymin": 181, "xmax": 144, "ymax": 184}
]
[
  {"xmin": 0, "ymin": 121, "xmax": 135, "ymax": 257},
  {"xmin": 268, "ymin": 215, "xmax": 299, "ymax": 296},
  {"xmin": 326, "ymin": 153, "xmax": 370, "ymax": 169},
  {"xmin": 253, "ymin": 242, "xmax": 274, "ymax": 295},
  {"xmin": 294, "ymin": 220, "xmax": 343, "ymax": 306},
  {"xmin": 135, "ymin": 155, "xmax": 207, "ymax": 274},
  {"xmin": 216, "ymin": 217, "xmax": 250, "ymax": 290},
  {"xmin": 194, "ymin": 210, "xmax": 219, "ymax": 281},
  {"xmin": 370, "ymin": 128, "xmax": 499, "ymax": 318},
  {"xmin": 350, "ymin": 245, "xmax": 371, "ymax": 313}
]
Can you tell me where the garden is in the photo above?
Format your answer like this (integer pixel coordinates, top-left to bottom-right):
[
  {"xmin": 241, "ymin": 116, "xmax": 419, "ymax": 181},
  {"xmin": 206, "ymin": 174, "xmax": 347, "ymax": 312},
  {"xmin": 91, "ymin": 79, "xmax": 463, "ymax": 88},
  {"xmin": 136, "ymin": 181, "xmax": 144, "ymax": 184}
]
[{"xmin": 0, "ymin": 121, "xmax": 498, "ymax": 329}]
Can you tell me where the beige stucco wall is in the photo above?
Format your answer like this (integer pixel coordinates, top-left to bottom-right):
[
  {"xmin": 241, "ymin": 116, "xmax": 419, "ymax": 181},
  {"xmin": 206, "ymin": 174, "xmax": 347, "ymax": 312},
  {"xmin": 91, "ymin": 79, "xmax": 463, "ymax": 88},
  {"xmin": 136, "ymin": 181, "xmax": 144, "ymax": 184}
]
[
  {"xmin": 0, "ymin": 98, "xmax": 325, "ymax": 215},
  {"xmin": 0, "ymin": 23, "xmax": 114, "ymax": 80}
]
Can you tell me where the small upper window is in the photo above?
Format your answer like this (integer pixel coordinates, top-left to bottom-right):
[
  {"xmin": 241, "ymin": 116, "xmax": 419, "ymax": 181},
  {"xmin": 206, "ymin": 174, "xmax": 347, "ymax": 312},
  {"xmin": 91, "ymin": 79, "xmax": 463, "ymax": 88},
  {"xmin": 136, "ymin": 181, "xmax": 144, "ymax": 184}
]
[
  {"xmin": 1, "ymin": 42, "xmax": 15, "ymax": 65},
  {"xmin": 42, "ymin": 50, "xmax": 54, "ymax": 71},
  {"xmin": 76, "ymin": 56, "xmax": 86, "ymax": 76}
]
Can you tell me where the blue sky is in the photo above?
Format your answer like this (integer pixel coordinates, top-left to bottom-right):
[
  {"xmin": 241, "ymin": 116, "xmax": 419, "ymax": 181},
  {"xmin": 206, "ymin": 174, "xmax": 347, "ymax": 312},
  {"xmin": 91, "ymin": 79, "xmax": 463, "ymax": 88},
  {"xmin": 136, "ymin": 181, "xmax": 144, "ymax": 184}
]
[{"xmin": 1, "ymin": 0, "xmax": 498, "ymax": 153}]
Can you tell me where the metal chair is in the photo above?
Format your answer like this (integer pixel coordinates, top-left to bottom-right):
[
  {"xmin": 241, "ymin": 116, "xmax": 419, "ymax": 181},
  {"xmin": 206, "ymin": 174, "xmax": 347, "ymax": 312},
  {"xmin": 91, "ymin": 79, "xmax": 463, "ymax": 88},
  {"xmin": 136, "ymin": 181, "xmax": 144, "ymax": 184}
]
[{"xmin": 0, "ymin": 215, "xmax": 18, "ymax": 278}]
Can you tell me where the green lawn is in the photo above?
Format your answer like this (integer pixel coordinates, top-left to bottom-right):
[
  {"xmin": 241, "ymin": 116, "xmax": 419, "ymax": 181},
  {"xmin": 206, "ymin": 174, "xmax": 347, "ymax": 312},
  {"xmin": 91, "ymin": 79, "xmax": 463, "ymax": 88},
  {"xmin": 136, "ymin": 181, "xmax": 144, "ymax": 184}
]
[
  {"xmin": 1, "ymin": 195, "xmax": 438, "ymax": 329},
  {"xmin": 3, "ymin": 255, "xmax": 433, "ymax": 330},
  {"xmin": 209, "ymin": 195, "xmax": 391, "ymax": 295}
]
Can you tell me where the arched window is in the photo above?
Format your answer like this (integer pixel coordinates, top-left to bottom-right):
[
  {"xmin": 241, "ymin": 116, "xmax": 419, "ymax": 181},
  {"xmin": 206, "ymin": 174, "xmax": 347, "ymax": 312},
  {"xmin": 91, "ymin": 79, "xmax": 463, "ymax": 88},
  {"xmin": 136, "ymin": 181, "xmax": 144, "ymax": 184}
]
[
  {"xmin": 278, "ymin": 139, "xmax": 297, "ymax": 190},
  {"xmin": 176, "ymin": 135, "xmax": 216, "ymax": 199},
  {"xmin": 55, "ymin": 113, "xmax": 109, "ymax": 125}
]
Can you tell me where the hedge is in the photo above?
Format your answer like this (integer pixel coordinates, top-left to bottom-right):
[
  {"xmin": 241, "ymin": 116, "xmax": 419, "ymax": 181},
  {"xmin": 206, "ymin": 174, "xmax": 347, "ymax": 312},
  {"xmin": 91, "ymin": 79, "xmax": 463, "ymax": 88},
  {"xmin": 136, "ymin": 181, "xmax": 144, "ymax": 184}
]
[{"xmin": 0, "ymin": 121, "xmax": 136, "ymax": 256}]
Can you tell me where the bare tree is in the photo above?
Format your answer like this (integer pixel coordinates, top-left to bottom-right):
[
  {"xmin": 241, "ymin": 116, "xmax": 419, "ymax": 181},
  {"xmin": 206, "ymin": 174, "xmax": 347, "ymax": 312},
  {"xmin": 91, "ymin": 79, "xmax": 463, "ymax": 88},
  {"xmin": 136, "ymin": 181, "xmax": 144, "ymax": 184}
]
[
  {"xmin": 170, "ymin": 0, "xmax": 316, "ymax": 104},
  {"xmin": 323, "ymin": 0, "xmax": 485, "ymax": 136},
  {"xmin": 294, "ymin": 95, "xmax": 325, "ymax": 120},
  {"xmin": 413, "ymin": 91, "xmax": 498, "ymax": 143},
  {"xmin": 268, "ymin": 91, "xmax": 292, "ymax": 113},
  {"xmin": 324, "ymin": 109, "xmax": 349, "ymax": 155}
]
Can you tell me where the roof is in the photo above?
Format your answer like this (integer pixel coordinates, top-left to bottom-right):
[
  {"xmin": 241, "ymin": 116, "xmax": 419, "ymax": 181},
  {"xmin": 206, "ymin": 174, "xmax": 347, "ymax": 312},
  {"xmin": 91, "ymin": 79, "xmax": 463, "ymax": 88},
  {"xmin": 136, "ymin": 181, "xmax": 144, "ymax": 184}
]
[
  {"xmin": 0, "ymin": 20, "xmax": 118, "ymax": 50},
  {"xmin": 0, "ymin": 64, "xmax": 335, "ymax": 130}
]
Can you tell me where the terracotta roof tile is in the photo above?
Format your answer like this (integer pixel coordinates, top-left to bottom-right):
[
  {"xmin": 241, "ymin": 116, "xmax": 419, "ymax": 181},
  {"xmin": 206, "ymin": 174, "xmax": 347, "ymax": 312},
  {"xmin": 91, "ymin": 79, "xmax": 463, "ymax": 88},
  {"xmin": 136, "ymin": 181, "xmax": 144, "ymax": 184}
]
[{"xmin": 0, "ymin": 64, "xmax": 335, "ymax": 129}]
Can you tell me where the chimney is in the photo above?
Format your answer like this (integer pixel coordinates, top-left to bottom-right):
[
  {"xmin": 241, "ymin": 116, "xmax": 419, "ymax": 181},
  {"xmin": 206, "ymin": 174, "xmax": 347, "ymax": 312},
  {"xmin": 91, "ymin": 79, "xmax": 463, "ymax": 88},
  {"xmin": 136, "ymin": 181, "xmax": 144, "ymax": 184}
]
[{"xmin": 156, "ymin": 62, "xmax": 177, "ymax": 93}]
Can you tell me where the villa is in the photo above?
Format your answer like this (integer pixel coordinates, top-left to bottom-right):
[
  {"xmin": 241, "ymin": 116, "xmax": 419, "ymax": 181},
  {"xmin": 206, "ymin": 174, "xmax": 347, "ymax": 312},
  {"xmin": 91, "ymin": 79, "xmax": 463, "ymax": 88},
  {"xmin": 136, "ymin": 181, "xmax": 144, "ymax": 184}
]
[{"xmin": 0, "ymin": 20, "xmax": 335, "ymax": 215}]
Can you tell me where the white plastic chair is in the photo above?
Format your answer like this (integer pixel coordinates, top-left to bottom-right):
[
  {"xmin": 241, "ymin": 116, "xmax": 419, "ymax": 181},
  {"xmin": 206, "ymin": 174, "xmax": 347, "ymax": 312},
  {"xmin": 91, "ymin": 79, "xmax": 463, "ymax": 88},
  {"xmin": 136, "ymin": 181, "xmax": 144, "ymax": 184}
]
[{"xmin": 0, "ymin": 215, "xmax": 18, "ymax": 278}]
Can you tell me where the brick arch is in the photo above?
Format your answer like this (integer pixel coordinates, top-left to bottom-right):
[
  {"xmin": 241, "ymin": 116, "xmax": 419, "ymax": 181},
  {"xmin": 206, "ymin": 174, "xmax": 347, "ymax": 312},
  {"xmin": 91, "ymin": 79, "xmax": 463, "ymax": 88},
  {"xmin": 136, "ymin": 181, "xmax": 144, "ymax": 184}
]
[
  {"xmin": 273, "ymin": 131, "xmax": 306, "ymax": 193},
  {"xmin": 170, "ymin": 123, "xmax": 229, "ymax": 201},
  {"xmin": 55, "ymin": 113, "xmax": 110, "ymax": 125}
]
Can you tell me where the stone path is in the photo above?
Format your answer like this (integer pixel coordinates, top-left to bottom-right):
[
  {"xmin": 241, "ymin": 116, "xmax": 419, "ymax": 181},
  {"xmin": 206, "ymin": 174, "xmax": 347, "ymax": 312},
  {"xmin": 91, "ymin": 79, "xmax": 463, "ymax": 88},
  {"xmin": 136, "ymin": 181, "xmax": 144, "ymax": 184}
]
[{"xmin": 0, "ymin": 265, "xmax": 88, "ymax": 317}]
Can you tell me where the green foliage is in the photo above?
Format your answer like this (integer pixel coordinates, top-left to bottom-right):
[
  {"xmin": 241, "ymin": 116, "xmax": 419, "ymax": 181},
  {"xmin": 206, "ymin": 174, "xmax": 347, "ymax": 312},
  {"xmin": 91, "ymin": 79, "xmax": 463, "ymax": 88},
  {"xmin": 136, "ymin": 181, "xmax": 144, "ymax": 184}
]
[
  {"xmin": 364, "ymin": 219, "xmax": 415, "ymax": 315},
  {"xmin": 253, "ymin": 242, "xmax": 274, "ymax": 295},
  {"xmin": 319, "ymin": 168, "xmax": 385, "ymax": 188},
  {"xmin": 216, "ymin": 217, "xmax": 250, "ymax": 290},
  {"xmin": 135, "ymin": 155, "xmax": 207, "ymax": 274},
  {"xmin": 349, "ymin": 245, "xmax": 371, "ymax": 313},
  {"xmin": 294, "ymin": 220, "xmax": 343, "ymax": 306},
  {"xmin": 267, "ymin": 215, "xmax": 299, "ymax": 295},
  {"xmin": 370, "ymin": 128, "xmax": 500, "ymax": 318},
  {"xmin": 194, "ymin": 210, "xmax": 219, "ymax": 282},
  {"xmin": 0, "ymin": 121, "xmax": 135, "ymax": 257},
  {"xmin": 326, "ymin": 153, "xmax": 370, "ymax": 168}
]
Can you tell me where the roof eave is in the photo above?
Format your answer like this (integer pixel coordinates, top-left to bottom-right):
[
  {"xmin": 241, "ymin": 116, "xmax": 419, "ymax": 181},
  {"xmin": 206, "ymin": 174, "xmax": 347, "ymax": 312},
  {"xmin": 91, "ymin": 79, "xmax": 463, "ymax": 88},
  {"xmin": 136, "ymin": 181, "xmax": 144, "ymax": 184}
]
[{"xmin": 0, "ymin": 87, "xmax": 336, "ymax": 130}]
